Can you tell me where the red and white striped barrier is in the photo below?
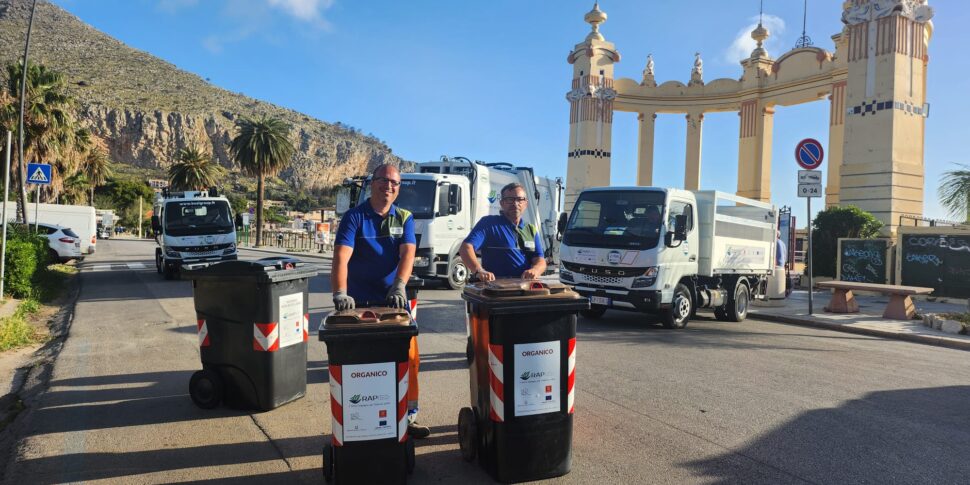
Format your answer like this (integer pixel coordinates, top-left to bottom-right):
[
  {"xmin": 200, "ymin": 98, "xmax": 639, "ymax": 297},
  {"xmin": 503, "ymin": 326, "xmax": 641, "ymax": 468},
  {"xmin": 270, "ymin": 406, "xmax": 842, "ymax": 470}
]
[
  {"xmin": 488, "ymin": 343, "xmax": 505, "ymax": 422},
  {"xmin": 567, "ymin": 338, "xmax": 576, "ymax": 414},
  {"xmin": 253, "ymin": 322, "xmax": 280, "ymax": 352},
  {"xmin": 197, "ymin": 319, "xmax": 209, "ymax": 347},
  {"xmin": 330, "ymin": 364, "xmax": 344, "ymax": 446},
  {"xmin": 397, "ymin": 362, "xmax": 409, "ymax": 442},
  {"xmin": 303, "ymin": 313, "xmax": 309, "ymax": 342}
]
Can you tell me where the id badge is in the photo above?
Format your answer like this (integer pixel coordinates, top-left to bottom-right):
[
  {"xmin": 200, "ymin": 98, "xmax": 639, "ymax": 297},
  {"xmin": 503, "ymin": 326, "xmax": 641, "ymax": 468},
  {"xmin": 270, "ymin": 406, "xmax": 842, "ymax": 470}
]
[
  {"xmin": 523, "ymin": 240, "xmax": 536, "ymax": 251},
  {"xmin": 390, "ymin": 226, "xmax": 404, "ymax": 237}
]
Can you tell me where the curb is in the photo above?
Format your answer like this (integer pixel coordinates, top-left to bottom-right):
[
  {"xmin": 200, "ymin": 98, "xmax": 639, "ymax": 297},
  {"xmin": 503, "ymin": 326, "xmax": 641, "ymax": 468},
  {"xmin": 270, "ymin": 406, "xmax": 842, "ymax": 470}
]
[
  {"xmin": 239, "ymin": 246, "xmax": 332, "ymax": 261},
  {"xmin": 750, "ymin": 311, "xmax": 970, "ymax": 352}
]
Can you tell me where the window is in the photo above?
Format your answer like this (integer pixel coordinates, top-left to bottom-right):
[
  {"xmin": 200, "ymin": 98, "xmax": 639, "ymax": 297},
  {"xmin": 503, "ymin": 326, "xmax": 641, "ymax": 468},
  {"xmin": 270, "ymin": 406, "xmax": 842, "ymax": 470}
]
[{"xmin": 668, "ymin": 201, "xmax": 693, "ymax": 232}]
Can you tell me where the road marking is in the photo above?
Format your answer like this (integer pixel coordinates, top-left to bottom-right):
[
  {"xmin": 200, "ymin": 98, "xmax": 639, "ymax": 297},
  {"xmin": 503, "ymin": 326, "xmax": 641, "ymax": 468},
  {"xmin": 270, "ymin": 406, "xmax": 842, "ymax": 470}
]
[{"xmin": 127, "ymin": 263, "xmax": 147, "ymax": 269}]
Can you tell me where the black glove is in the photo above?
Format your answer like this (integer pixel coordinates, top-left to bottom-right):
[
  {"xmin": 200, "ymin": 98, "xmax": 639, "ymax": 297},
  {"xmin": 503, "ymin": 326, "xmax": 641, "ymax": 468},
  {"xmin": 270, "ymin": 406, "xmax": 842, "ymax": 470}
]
[
  {"xmin": 386, "ymin": 278, "xmax": 408, "ymax": 309},
  {"xmin": 333, "ymin": 290, "xmax": 355, "ymax": 311}
]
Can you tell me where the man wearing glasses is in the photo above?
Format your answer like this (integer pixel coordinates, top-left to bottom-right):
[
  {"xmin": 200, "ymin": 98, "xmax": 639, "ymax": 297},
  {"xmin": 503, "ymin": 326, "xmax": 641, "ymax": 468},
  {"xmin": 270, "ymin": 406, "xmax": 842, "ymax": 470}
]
[
  {"xmin": 331, "ymin": 163, "xmax": 431, "ymax": 438},
  {"xmin": 460, "ymin": 182, "xmax": 546, "ymax": 281}
]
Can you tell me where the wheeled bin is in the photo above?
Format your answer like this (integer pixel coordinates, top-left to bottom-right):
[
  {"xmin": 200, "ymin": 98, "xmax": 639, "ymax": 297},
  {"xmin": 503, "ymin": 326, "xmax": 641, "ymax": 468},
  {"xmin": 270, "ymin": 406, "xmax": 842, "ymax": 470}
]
[
  {"xmin": 458, "ymin": 279, "xmax": 589, "ymax": 483},
  {"xmin": 184, "ymin": 257, "xmax": 318, "ymax": 411},
  {"xmin": 319, "ymin": 307, "xmax": 418, "ymax": 484}
]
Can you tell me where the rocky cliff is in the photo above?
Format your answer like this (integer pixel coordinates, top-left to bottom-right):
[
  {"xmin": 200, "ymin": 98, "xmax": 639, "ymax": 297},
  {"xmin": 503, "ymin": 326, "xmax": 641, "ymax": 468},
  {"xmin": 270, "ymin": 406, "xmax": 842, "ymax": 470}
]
[{"xmin": 0, "ymin": 0, "xmax": 407, "ymax": 189}]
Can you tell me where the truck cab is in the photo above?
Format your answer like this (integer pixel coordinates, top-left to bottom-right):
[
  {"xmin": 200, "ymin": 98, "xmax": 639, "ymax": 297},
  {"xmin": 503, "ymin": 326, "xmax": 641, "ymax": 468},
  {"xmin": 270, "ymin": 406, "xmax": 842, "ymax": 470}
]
[
  {"xmin": 152, "ymin": 189, "xmax": 238, "ymax": 279},
  {"xmin": 559, "ymin": 187, "xmax": 776, "ymax": 328}
]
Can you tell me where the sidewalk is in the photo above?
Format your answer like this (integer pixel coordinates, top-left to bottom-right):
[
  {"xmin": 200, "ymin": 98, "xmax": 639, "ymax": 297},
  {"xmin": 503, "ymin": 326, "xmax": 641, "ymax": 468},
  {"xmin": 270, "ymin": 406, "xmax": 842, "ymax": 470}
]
[
  {"xmin": 751, "ymin": 290, "xmax": 970, "ymax": 351},
  {"xmin": 237, "ymin": 243, "xmax": 333, "ymax": 261}
]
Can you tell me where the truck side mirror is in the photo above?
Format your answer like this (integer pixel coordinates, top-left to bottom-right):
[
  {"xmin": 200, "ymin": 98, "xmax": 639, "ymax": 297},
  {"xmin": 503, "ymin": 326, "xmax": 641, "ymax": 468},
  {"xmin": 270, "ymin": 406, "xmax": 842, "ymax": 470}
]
[
  {"xmin": 448, "ymin": 184, "xmax": 461, "ymax": 215},
  {"xmin": 557, "ymin": 212, "xmax": 568, "ymax": 235},
  {"xmin": 150, "ymin": 215, "xmax": 160, "ymax": 235},
  {"xmin": 437, "ymin": 184, "xmax": 450, "ymax": 217},
  {"xmin": 335, "ymin": 188, "xmax": 351, "ymax": 215},
  {"xmin": 674, "ymin": 214, "xmax": 688, "ymax": 241}
]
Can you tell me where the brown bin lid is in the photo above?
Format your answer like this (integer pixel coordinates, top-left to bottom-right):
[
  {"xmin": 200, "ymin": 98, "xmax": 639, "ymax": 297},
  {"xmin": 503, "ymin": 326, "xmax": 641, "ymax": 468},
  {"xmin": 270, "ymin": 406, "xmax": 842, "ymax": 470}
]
[
  {"xmin": 324, "ymin": 307, "xmax": 411, "ymax": 327},
  {"xmin": 462, "ymin": 278, "xmax": 580, "ymax": 300}
]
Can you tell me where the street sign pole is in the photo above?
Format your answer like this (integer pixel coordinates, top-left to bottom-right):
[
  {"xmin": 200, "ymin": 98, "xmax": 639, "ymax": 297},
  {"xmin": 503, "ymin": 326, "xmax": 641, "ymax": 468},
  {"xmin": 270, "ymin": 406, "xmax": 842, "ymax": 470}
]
[
  {"xmin": 34, "ymin": 184, "xmax": 39, "ymax": 233},
  {"xmin": 1, "ymin": 131, "xmax": 11, "ymax": 296},
  {"xmin": 805, "ymin": 197, "xmax": 815, "ymax": 315}
]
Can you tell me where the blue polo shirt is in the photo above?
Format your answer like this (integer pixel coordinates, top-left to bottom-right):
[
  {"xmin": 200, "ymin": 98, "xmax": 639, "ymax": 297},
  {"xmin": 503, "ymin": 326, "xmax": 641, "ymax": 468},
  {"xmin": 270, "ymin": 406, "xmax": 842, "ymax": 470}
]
[
  {"xmin": 464, "ymin": 214, "xmax": 543, "ymax": 278},
  {"xmin": 334, "ymin": 201, "xmax": 416, "ymax": 303}
]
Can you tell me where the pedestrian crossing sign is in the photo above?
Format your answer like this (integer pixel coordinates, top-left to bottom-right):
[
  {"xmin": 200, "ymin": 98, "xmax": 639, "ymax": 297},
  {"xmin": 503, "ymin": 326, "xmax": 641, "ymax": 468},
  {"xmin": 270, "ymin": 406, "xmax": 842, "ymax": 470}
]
[{"xmin": 26, "ymin": 163, "xmax": 52, "ymax": 185}]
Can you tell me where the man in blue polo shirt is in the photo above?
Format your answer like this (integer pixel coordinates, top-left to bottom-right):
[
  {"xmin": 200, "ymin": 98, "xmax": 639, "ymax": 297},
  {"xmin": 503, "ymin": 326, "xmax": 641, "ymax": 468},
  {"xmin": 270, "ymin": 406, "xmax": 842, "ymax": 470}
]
[
  {"xmin": 460, "ymin": 182, "xmax": 546, "ymax": 281},
  {"xmin": 332, "ymin": 163, "xmax": 430, "ymax": 438}
]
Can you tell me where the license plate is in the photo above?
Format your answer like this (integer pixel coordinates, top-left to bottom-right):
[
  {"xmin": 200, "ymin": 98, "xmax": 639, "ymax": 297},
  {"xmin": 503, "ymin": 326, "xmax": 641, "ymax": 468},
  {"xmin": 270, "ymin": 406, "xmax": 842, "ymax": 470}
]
[
  {"xmin": 590, "ymin": 296, "xmax": 611, "ymax": 306},
  {"xmin": 75, "ymin": 242, "xmax": 81, "ymax": 248}
]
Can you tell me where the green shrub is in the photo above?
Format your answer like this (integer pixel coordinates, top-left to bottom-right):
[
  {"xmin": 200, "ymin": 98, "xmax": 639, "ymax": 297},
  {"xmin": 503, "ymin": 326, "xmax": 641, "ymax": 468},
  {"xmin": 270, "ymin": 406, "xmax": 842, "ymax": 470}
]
[
  {"xmin": 3, "ymin": 227, "xmax": 51, "ymax": 299},
  {"xmin": 811, "ymin": 206, "xmax": 883, "ymax": 277}
]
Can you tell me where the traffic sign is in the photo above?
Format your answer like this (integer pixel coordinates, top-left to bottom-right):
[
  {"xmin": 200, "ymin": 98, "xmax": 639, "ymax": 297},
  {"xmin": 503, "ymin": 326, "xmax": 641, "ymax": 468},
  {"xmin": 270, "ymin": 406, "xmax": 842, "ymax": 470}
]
[
  {"xmin": 797, "ymin": 183, "xmax": 822, "ymax": 198},
  {"xmin": 798, "ymin": 170, "xmax": 821, "ymax": 184},
  {"xmin": 26, "ymin": 163, "xmax": 51, "ymax": 185},
  {"xmin": 795, "ymin": 138, "xmax": 824, "ymax": 170}
]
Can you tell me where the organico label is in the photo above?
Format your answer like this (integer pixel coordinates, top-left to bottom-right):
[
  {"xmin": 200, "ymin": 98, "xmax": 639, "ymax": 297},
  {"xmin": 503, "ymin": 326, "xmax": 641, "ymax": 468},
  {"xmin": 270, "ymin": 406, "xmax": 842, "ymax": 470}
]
[
  {"xmin": 342, "ymin": 362, "xmax": 395, "ymax": 442},
  {"xmin": 277, "ymin": 293, "xmax": 304, "ymax": 348},
  {"xmin": 513, "ymin": 341, "xmax": 560, "ymax": 417}
]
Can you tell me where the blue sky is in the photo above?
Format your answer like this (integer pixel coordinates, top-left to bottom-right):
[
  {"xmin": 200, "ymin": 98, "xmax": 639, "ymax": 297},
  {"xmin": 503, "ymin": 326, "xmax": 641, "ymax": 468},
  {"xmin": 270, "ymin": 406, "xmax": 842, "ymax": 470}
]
[{"xmin": 50, "ymin": 0, "xmax": 968, "ymax": 224}]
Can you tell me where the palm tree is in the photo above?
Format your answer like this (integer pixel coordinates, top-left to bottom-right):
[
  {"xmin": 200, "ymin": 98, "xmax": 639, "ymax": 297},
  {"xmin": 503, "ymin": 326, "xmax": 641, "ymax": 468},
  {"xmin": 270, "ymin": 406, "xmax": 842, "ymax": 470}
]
[
  {"xmin": 229, "ymin": 115, "xmax": 294, "ymax": 247},
  {"xmin": 61, "ymin": 172, "xmax": 88, "ymax": 205},
  {"xmin": 1, "ymin": 61, "xmax": 76, "ymax": 223},
  {"xmin": 83, "ymin": 146, "xmax": 112, "ymax": 206},
  {"xmin": 168, "ymin": 147, "xmax": 225, "ymax": 191},
  {"xmin": 939, "ymin": 163, "xmax": 970, "ymax": 223}
]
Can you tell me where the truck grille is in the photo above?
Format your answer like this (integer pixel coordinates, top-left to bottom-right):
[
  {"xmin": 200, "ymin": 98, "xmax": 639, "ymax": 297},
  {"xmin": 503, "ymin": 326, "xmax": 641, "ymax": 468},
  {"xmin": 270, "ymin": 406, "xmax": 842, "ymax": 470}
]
[{"xmin": 578, "ymin": 274, "xmax": 624, "ymax": 285}]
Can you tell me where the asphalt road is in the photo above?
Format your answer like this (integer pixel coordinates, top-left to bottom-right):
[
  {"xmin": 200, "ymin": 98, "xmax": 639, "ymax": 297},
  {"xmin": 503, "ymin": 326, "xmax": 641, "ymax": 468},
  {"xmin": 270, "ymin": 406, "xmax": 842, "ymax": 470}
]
[{"xmin": 3, "ymin": 239, "xmax": 970, "ymax": 484}]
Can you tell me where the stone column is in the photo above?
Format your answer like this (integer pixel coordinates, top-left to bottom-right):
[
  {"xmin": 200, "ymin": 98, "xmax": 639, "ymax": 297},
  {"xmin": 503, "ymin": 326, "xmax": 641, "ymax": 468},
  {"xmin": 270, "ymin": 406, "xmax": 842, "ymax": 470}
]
[
  {"xmin": 826, "ymin": 80, "xmax": 847, "ymax": 207},
  {"xmin": 636, "ymin": 112, "xmax": 656, "ymax": 186},
  {"xmin": 684, "ymin": 111, "xmax": 704, "ymax": 190},
  {"xmin": 736, "ymin": 99, "xmax": 774, "ymax": 202}
]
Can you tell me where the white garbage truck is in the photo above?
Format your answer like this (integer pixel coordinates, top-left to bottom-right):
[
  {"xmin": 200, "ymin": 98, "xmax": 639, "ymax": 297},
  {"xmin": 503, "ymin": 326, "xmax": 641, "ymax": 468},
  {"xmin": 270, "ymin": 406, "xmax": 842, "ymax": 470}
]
[
  {"xmin": 151, "ymin": 189, "xmax": 238, "ymax": 279},
  {"xmin": 558, "ymin": 187, "xmax": 777, "ymax": 328},
  {"xmin": 337, "ymin": 157, "xmax": 565, "ymax": 289}
]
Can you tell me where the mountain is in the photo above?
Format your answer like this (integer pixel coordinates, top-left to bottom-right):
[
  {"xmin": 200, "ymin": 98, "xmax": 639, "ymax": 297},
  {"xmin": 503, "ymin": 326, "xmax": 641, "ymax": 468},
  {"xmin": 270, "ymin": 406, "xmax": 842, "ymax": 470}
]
[{"xmin": 0, "ymin": 0, "xmax": 407, "ymax": 190}]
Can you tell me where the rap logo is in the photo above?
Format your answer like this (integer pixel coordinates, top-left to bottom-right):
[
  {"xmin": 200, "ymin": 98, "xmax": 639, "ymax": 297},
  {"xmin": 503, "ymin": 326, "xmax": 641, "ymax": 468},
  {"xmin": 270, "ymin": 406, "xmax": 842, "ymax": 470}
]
[
  {"xmin": 349, "ymin": 394, "xmax": 362, "ymax": 404},
  {"xmin": 487, "ymin": 190, "xmax": 498, "ymax": 204},
  {"xmin": 520, "ymin": 371, "xmax": 545, "ymax": 380}
]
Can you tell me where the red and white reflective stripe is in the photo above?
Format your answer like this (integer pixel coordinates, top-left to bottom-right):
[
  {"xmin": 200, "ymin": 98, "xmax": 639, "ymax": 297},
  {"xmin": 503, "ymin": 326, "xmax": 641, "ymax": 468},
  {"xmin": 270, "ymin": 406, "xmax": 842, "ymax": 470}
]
[
  {"xmin": 488, "ymin": 343, "xmax": 504, "ymax": 422},
  {"xmin": 330, "ymin": 364, "xmax": 343, "ymax": 446},
  {"xmin": 409, "ymin": 298, "xmax": 418, "ymax": 320},
  {"xmin": 197, "ymin": 319, "xmax": 210, "ymax": 347},
  {"xmin": 253, "ymin": 323, "xmax": 279, "ymax": 352},
  {"xmin": 397, "ymin": 362, "xmax": 409, "ymax": 442},
  {"xmin": 302, "ymin": 313, "xmax": 309, "ymax": 342},
  {"xmin": 567, "ymin": 338, "xmax": 576, "ymax": 414}
]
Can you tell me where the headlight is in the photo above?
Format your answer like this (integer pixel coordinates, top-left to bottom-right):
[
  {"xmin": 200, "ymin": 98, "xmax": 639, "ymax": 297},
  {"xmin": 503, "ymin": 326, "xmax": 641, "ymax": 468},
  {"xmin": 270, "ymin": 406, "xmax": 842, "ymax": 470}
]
[
  {"xmin": 413, "ymin": 256, "xmax": 430, "ymax": 268},
  {"xmin": 165, "ymin": 248, "xmax": 179, "ymax": 257},
  {"xmin": 223, "ymin": 243, "xmax": 236, "ymax": 254},
  {"xmin": 560, "ymin": 270, "xmax": 574, "ymax": 282},
  {"xmin": 631, "ymin": 267, "xmax": 658, "ymax": 288}
]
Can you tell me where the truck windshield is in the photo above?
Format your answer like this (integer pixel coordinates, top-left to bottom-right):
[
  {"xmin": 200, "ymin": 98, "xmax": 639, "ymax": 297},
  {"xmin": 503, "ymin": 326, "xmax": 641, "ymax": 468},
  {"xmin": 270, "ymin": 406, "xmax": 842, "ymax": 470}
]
[
  {"xmin": 363, "ymin": 179, "xmax": 436, "ymax": 219},
  {"xmin": 563, "ymin": 191, "xmax": 666, "ymax": 250},
  {"xmin": 164, "ymin": 200, "xmax": 234, "ymax": 237}
]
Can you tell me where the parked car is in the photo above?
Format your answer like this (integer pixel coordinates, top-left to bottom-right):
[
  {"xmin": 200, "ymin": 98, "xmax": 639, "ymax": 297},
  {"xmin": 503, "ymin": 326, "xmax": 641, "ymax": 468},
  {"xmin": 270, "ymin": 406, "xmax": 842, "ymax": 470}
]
[{"xmin": 4, "ymin": 222, "xmax": 83, "ymax": 263}]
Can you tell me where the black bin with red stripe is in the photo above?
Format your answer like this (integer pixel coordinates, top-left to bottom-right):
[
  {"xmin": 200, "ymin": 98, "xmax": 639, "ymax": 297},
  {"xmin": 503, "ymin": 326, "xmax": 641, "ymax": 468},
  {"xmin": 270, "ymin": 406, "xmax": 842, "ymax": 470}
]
[
  {"xmin": 184, "ymin": 257, "xmax": 318, "ymax": 411},
  {"xmin": 319, "ymin": 307, "xmax": 418, "ymax": 484},
  {"xmin": 459, "ymin": 279, "xmax": 589, "ymax": 483}
]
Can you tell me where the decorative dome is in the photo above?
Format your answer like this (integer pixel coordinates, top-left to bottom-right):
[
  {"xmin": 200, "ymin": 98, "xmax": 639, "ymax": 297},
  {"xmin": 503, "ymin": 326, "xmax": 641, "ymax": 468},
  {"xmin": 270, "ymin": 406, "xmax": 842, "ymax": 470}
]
[{"xmin": 584, "ymin": 2, "xmax": 607, "ymax": 41}]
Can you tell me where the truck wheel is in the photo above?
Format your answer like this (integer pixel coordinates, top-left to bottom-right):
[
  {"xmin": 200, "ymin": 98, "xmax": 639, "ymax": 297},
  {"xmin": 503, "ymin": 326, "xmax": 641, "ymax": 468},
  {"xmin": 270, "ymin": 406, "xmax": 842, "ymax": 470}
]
[
  {"xmin": 189, "ymin": 369, "xmax": 224, "ymax": 409},
  {"xmin": 155, "ymin": 250, "xmax": 163, "ymax": 274},
  {"xmin": 661, "ymin": 284, "xmax": 692, "ymax": 329},
  {"xmin": 447, "ymin": 257, "xmax": 468, "ymax": 290},
  {"xmin": 458, "ymin": 407, "xmax": 478, "ymax": 462},
  {"xmin": 580, "ymin": 305, "xmax": 607, "ymax": 319},
  {"xmin": 726, "ymin": 282, "xmax": 750, "ymax": 322}
]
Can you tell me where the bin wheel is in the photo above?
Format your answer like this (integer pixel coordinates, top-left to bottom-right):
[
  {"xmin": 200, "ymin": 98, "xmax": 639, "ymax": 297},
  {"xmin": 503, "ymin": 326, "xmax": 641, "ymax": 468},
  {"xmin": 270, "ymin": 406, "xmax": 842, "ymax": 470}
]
[
  {"xmin": 457, "ymin": 407, "xmax": 477, "ymax": 462},
  {"xmin": 580, "ymin": 305, "xmax": 608, "ymax": 320},
  {"xmin": 322, "ymin": 441, "xmax": 334, "ymax": 482},
  {"xmin": 660, "ymin": 284, "xmax": 692, "ymax": 329},
  {"xmin": 405, "ymin": 436, "xmax": 415, "ymax": 474},
  {"xmin": 189, "ymin": 369, "xmax": 224, "ymax": 409}
]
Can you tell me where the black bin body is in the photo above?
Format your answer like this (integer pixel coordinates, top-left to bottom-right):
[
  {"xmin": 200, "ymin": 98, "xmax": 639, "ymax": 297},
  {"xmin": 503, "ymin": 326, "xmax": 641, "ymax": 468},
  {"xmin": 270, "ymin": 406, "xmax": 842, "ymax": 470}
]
[
  {"xmin": 461, "ymin": 279, "xmax": 589, "ymax": 483},
  {"xmin": 320, "ymin": 308, "xmax": 418, "ymax": 485},
  {"xmin": 186, "ymin": 258, "xmax": 318, "ymax": 411}
]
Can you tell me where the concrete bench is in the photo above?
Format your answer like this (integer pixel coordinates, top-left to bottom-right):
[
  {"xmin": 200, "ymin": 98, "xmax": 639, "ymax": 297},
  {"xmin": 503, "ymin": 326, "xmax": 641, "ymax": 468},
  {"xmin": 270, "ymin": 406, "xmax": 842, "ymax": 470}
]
[{"xmin": 816, "ymin": 281, "xmax": 934, "ymax": 320}]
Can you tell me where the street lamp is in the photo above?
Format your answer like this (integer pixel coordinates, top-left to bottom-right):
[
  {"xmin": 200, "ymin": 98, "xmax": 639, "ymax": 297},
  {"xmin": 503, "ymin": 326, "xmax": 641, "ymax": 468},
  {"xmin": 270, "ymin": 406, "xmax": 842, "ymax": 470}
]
[{"xmin": 17, "ymin": 0, "xmax": 39, "ymax": 229}]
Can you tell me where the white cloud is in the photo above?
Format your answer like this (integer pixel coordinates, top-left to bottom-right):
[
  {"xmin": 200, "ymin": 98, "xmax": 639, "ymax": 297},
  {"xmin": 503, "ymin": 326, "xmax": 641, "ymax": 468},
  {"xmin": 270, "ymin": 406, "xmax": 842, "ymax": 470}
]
[
  {"xmin": 724, "ymin": 14, "xmax": 786, "ymax": 64},
  {"xmin": 266, "ymin": 0, "xmax": 334, "ymax": 26}
]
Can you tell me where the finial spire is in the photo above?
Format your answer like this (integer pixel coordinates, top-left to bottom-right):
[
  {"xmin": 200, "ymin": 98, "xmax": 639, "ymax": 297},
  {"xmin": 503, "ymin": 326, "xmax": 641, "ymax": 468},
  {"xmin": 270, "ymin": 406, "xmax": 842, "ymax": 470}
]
[
  {"xmin": 794, "ymin": 0, "xmax": 814, "ymax": 48},
  {"xmin": 750, "ymin": 0, "xmax": 771, "ymax": 59},
  {"xmin": 584, "ymin": 2, "xmax": 608, "ymax": 41}
]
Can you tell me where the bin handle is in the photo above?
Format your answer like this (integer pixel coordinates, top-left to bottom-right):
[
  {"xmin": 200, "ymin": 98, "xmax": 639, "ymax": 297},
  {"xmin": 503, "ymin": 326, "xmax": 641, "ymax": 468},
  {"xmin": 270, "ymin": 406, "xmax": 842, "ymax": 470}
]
[
  {"xmin": 359, "ymin": 310, "xmax": 379, "ymax": 320},
  {"xmin": 528, "ymin": 281, "xmax": 547, "ymax": 291}
]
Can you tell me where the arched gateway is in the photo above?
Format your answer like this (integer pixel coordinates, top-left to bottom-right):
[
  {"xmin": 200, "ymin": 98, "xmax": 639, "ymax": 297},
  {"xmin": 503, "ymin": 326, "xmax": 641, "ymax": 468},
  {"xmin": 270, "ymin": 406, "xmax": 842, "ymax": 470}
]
[{"xmin": 565, "ymin": 1, "xmax": 934, "ymax": 233}]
